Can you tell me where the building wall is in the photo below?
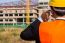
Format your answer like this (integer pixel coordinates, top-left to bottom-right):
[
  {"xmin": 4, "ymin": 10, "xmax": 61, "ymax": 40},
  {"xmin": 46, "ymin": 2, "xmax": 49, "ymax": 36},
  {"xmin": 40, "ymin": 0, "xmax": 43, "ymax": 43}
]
[
  {"xmin": 0, "ymin": 6, "xmax": 38, "ymax": 26},
  {"xmin": 37, "ymin": 0, "xmax": 50, "ymax": 17}
]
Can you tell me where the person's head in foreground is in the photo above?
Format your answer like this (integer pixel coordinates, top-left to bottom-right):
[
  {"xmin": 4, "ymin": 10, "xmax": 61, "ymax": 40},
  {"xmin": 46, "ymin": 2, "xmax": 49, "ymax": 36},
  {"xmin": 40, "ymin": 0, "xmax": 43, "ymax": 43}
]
[{"xmin": 50, "ymin": 0, "xmax": 65, "ymax": 18}]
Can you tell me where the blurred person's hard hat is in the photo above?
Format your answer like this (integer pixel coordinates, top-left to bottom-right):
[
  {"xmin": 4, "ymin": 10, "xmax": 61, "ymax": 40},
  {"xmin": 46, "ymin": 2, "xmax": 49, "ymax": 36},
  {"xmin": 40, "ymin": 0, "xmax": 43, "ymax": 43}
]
[{"xmin": 49, "ymin": 0, "xmax": 65, "ymax": 7}]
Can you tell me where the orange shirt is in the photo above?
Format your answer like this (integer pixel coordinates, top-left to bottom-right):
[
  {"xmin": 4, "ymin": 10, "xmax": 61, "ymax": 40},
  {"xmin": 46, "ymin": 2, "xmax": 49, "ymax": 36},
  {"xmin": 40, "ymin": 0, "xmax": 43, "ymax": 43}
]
[{"xmin": 39, "ymin": 20, "xmax": 65, "ymax": 43}]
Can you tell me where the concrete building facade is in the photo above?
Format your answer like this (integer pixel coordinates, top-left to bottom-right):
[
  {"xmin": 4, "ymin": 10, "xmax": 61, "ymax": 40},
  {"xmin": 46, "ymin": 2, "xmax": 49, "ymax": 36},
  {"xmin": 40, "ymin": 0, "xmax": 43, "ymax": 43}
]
[
  {"xmin": 0, "ymin": 0, "xmax": 51, "ymax": 27},
  {"xmin": 0, "ymin": 6, "xmax": 38, "ymax": 26},
  {"xmin": 38, "ymin": 0, "xmax": 50, "ymax": 16}
]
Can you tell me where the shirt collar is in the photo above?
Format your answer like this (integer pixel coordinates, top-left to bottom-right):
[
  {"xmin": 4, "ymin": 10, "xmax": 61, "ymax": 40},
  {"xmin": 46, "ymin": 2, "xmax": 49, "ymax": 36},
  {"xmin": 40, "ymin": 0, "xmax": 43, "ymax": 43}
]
[
  {"xmin": 56, "ymin": 17, "xmax": 65, "ymax": 20},
  {"xmin": 38, "ymin": 16, "xmax": 43, "ymax": 22}
]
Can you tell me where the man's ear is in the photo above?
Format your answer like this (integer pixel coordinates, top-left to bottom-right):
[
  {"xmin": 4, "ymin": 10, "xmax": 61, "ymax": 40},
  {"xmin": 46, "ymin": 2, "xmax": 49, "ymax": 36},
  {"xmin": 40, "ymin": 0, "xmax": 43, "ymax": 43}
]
[{"xmin": 51, "ymin": 10, "xmax": 57, "ymax": 18}]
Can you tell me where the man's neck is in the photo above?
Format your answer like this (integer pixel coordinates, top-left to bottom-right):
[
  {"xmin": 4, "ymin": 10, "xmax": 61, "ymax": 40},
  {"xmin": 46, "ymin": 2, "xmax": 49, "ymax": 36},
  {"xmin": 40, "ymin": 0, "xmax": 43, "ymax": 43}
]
[
  {"xmin": 57, "ymin": 16, "xmax": 65, "ymax": 18},
  {"xmin": 56, "ymin": 16, "xmax": 65, "ymax": 20}
]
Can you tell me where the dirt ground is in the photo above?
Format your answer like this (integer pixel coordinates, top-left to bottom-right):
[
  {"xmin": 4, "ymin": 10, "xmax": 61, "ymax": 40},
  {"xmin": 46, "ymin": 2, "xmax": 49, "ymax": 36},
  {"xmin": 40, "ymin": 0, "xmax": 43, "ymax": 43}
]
[{"xmin": 0, "ymin": 27, "xmax": 35, "ymax": 43}]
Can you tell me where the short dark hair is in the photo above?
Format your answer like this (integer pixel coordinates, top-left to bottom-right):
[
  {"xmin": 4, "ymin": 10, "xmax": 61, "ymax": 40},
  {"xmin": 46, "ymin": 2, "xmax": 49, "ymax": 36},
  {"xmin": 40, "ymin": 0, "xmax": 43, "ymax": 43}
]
[{"xmin": 50, "ymin": 6, "xmax": 65, "ymax": 16}]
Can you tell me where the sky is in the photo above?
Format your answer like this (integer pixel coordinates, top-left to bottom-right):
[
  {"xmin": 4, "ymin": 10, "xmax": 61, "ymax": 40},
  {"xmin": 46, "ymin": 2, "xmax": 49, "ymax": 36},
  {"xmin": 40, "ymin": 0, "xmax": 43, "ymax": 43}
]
[
  {"xmin": 0, "ymin": 0, "xmax": 20, "ymax": 3},
  {"xmin": 0, "ymin": 0, "xmax": 38, "ymax": 6},
  {"xmin": 0, "ymin": 0, "xmax": 38, "ymax": 3}
]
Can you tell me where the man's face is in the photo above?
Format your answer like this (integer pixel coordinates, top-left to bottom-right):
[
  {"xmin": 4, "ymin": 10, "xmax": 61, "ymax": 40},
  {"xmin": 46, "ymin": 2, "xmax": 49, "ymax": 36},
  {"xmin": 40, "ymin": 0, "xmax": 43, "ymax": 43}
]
[
  {"xmin": 41, "ymin": 10, "xmax": 56, "ymax": 22},
  {"xmin": 41, "ymin": 10, "xmax": 50, "ymax": 22}
]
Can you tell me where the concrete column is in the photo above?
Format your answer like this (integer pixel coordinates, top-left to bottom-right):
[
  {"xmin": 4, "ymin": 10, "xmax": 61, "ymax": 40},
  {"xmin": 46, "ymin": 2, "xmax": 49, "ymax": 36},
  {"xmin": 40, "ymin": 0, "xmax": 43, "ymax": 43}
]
[
  {"xmin": 13, "ymin": 19, "xmax": 14, "ymax": 23},
  {"xmin": 8, "ymin": 14, "xmax": 9, "ymax": 17},
  {"xmin": 3, "ymin": 13, "xmax": 5, "ymax": 17},
  {"xmin": 3, "ymin": 19, "xmax": 5, "ymax": 22},
  {"xmin": 13, "ymin": 19, "xmax": 15, "ymax": 26},
  {"xmin": 33, "ymin": 13, "xmax": 35, "ymax": 17},
  {"xmin": 8, "ymin": 19, "xmax": 9, "ymax": 22},
  {"xmin": 13, "ymin": 13, "xmax": 14, "ymax": 17},
  {"xmin": 3, "ymin": 14, "xmax": 5, "ymax": 26},
  {"xmin": 13, "ymin": 13, "xmax": 15, "ymax": 25},
  {"xmin": 23, "ymin": 13, "xmax": 25, "ymax": 24},
  {"xmin": 18, "ymin": 13, "xmax": 19, "ymax": 16},
  {"xmin": 16, "ymin": 18, "xmax": 17, "ymax": 25},
  {"xmin": 3, "ymin": 19, "xmax": 5, "ymax": 26}
]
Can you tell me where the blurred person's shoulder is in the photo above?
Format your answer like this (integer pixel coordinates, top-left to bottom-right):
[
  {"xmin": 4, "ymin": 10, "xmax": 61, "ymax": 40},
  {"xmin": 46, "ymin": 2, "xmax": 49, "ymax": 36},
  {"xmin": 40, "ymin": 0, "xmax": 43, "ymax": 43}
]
[{"xmin": 40, "ymin": 20, "xmax": 55, "ymax": 27}]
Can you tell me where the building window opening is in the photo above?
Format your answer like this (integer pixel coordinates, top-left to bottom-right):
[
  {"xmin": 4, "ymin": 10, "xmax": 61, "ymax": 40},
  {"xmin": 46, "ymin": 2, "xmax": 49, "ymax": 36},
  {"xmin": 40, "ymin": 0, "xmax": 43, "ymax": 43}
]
[
  {"xmin": 9, "ymin": 14, "xmax": 13, "ymax": 16},
  {"xmin": 24, "ymin": 13, "xmax": 27, "ymax": 16},
  {"xmin": 16, "ymin": 10, "xmax": 17, "ymax": 13},
  {"xmin": 44, "ymin": 2, "xmax": 48, "ymax": 5},
  {"xmin": 24, "ymin": 18, "xmax": 26, "ymax": 22},
  {"xmin": 0, "ymin": 14, "xmax": 3, "ymax": 16},
  {"xmin": 15, "ymin": 14, "xmax": 18, "ymax": 16},
  {"xmin": 17, "ymin": 18, "xmax": 23, "ymax": 22},
  {"xmin": 30, "ymin": 13, "xmax": 33, "ymax": 16},
  {"xmin": 9, "ymin": 19, "xmax": 13, "ymax": 22},
  {"xmin": 39, "ymin": 2, "xmax": 43, "ymax": 5},
  {"xmin": 19, "ymin": 14, "xmax": 23, "ymax": 16},
  {"xmin": 5, "ymin": 14, "xmax": 8, "ymax": 16},
  {"xmin": 0, "ymin": 19, "xmax": 3, "ymax": 22},
  {"xmin": 0, "ymin": 11, "xmax": 3, "ymax": 13},
  {"xmin": 5, "ymin": 19, "xmax": 8, "ymax": 21}
]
